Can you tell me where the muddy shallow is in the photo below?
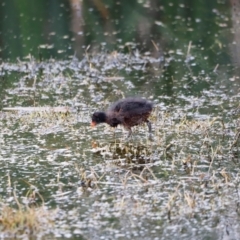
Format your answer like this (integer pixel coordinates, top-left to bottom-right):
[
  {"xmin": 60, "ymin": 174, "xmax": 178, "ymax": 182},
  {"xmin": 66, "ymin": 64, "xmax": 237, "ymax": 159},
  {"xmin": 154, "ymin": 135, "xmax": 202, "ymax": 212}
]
[{"xmin": 0, "ymin": 53, "xmax": 240, "ymax": 239}]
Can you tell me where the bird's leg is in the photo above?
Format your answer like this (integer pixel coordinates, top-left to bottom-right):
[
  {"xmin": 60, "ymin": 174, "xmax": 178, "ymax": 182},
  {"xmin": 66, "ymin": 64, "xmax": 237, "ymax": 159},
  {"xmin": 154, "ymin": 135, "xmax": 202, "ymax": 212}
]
[
  {"xmin": 126, "ymin": 127, "xmax": 132, "ymax": 138},
  {"xmin": 146, "ymin": 120, "xmax": 153, "ymax": 141},
  {"xmin": 122, "ymin": 124, "xmax": 133, "ymax": 139},
  {"xmin": 146, "ymin": 120, "xmax": 152, "ymax": 133}
]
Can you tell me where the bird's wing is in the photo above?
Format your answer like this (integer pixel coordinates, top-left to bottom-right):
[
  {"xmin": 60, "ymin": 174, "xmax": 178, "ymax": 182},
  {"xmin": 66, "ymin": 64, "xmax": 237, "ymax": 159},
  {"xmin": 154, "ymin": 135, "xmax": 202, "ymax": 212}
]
[{"xmin": 116, "ymin": 101, "xmax": 152, "ymax": 118}]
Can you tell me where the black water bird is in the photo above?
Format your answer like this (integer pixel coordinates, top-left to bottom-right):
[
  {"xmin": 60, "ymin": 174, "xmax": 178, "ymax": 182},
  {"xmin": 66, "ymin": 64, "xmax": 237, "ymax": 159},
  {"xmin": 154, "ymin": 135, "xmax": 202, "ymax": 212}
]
[{"xmin": 91, "ymin": 97, "xmax": 153, "ymax": 137}]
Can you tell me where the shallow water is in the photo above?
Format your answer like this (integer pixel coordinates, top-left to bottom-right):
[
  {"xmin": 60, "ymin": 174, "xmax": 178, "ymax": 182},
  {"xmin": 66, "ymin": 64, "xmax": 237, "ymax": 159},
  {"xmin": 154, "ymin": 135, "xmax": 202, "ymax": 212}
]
[
  {"xmin": 0, "ymin": 54, "xmax": 240, "ymax": 239},
  {"xmin": 0, "ymin": 1, "xmax": 240, "ymax": 239}
]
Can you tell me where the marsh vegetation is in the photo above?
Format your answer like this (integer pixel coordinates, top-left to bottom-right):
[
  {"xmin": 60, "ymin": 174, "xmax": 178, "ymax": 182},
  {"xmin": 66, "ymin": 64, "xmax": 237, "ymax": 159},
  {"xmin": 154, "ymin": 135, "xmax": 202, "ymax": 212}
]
[
  {"xmin": 1, "ymin": 0, "xmax": 240, "ymax": 239},
  {"xmin": 0, "ymin": 52, "xmax": 240, "ymax": 239}
]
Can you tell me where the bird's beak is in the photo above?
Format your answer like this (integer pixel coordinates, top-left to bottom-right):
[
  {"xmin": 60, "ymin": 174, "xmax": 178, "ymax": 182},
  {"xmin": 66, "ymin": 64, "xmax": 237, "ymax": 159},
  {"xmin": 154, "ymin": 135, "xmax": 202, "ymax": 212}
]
[{"xmin": 91, "ymin": 121, "xmax": 96, "ymax": 127}]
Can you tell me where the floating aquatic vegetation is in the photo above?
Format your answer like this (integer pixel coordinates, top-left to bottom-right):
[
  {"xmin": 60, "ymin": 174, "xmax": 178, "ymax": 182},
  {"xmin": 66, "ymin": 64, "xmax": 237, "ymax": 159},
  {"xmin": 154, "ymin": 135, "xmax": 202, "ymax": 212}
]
[{"xmin": 0, "ymin": 51, "xmax": 240, "ymax": 239}]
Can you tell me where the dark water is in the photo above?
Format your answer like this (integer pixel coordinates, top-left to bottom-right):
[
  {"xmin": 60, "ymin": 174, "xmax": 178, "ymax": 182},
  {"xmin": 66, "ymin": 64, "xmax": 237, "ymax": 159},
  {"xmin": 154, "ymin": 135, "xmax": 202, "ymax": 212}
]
[
  {"xmin": 0, "ymin": 0, "xmax": 234, "ymax": 64},
  {"xmin": 0, "ymin": 1, "xmax": 240, "ymax": 239}
]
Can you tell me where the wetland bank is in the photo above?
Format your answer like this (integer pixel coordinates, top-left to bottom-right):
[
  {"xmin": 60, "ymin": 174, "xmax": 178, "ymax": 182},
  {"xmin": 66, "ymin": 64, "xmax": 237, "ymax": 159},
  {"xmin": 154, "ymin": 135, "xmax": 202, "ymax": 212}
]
[{"xmin": 0, "ymin": 0, "xmax": 240, "ymax": 239}]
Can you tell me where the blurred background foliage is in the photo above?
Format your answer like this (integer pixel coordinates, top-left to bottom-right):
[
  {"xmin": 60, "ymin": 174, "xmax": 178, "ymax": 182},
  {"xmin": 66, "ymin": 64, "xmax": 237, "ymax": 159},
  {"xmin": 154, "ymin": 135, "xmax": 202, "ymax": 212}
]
[{"xmin": 0, "ymin": 0, "xmax": 232, "ymax": 64}]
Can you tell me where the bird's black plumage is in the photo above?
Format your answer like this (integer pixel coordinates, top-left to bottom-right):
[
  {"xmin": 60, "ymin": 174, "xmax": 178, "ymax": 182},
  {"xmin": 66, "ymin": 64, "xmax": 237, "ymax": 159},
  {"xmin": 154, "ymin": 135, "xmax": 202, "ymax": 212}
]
[{"xmin": 91, "ymin": 97, "xmax": 153, "ymax": 137}]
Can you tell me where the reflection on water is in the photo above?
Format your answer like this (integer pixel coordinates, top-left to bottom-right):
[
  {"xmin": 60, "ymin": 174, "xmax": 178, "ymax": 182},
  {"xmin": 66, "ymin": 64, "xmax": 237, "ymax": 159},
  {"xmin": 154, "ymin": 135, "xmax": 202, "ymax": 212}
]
[{"xmin": 0, "ymin": 0, "xmax": 235, "ymax": 66}]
